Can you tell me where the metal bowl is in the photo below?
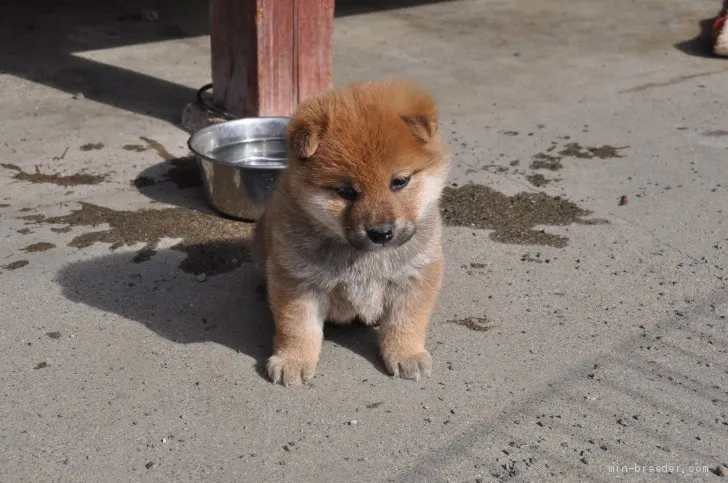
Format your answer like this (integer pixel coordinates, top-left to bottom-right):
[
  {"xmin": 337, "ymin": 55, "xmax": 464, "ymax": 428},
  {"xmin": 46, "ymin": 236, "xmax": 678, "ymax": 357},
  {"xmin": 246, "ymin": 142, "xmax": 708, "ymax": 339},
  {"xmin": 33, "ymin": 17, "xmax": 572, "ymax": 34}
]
[{"xmin": 188, "ymin": 117, "xmax": 290, "ymax": 221}]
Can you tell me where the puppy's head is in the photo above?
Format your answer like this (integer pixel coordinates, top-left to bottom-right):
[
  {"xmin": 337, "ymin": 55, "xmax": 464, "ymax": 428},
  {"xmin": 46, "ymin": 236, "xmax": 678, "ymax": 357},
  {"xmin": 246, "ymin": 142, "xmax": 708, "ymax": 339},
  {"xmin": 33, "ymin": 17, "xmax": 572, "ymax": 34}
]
[{"xmin": 287, "ymin": 79, "xmax": 448, "ymax": 251}]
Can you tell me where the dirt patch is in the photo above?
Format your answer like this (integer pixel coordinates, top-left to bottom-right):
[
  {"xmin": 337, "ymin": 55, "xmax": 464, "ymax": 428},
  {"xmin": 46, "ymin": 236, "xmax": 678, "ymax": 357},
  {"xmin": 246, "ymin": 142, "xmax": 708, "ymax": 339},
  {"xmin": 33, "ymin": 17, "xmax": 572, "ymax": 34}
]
[
  {"xmin": 2, "ymin": 260, "xmax": 29, "ymax": 270},
  {"xmin": 526, "ymin": 174, "xmax": 552, "ymax": 187},
  {"xmin": 0, "ymin": 203, "xmax": 9, "ymax": 208},
  {"xmin": 46, "ymin": 331, "xmax": 61, "ymax": 339},
  {"xmin": 22, "ymin": 242, "xmax": 56, "ymax": 253},
  {"xmin": 123, "ymin": 144, "xmax": 148, "ymax": 152},
  {"xmin": 2, "ymin": 163, "xmax": 106, "ymax": 186},
  {"xmin": 23, "ymin": 203, "xmax": 253, "ymax": 276},
  {"xmin": 33, "ymin": 362, "xmax": 48, "ymax": 370},
  {"xmin": 447, "ymin": 316, "xmax": 492, "ymax": 332},
  {"xmin": 17, "ymin": 228, "xmax": 33, "ymax": 235},
  {"xmin": 79, "ymin": 143, "xmax": 104, "ymax": 151},
  {"xmin": 441, "ymin": 184, "xmax": 598, "ymax": 247}
]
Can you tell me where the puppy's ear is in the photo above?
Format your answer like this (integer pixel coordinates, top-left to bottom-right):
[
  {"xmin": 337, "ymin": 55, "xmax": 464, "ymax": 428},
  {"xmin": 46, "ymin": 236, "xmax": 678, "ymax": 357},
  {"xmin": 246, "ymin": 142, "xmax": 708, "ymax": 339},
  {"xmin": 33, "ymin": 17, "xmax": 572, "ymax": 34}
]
[
  {"xmin": 392, "ymin": 79, "xmax": 439, "ymax": 144},
  {"xmin": 288, "ymin": 120, "xmax": 320, "ymax": 159},
  {"xmin": 401, "ymin": 114, "xmax": 436, "ymax": 144},
  {"xmin": 288, "ymin": 100, "xmax": 328, "ymax": 159}
]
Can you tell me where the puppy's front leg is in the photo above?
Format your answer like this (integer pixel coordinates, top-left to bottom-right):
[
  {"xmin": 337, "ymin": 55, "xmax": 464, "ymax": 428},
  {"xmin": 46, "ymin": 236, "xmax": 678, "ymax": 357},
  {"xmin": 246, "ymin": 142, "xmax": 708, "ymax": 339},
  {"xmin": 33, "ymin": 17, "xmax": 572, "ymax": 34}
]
[
  {"xmin": 266, "ymin": 263, "xmax": 324, "ymax": 386},
  {"xmin": 379, "ymin": 259, "xmax": 443, "ymax": 380}
]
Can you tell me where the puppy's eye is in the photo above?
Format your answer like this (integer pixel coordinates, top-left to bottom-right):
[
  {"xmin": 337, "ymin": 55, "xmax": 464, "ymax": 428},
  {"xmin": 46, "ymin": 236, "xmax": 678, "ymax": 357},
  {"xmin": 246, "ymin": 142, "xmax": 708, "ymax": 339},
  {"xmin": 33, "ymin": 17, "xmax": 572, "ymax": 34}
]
[
  {"xmin": 391, "ymin": 175, "xmax": 411, "ymax": 192},
  {"xmin": 334, "ymin": 185, "xmax": 358, "ymax": 201}
]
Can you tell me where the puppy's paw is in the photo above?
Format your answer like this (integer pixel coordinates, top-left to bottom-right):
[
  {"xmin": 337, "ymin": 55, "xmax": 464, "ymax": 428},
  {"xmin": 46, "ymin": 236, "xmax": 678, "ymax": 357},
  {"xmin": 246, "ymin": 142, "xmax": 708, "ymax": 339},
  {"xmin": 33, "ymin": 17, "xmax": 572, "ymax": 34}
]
[
  {"xmin": 382, "ymin": 350, "xmax": 432, "ymax": 381},
  {"xmin": 267, "ymin": 353, "xmax": 317, "ymax": 386}
]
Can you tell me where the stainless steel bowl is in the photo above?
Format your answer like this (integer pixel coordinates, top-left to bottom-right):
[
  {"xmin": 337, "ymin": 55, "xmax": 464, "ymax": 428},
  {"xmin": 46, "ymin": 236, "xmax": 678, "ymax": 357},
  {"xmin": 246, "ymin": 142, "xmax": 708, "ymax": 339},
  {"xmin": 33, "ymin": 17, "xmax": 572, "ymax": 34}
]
[{"xmin": 187, "ymin": 117, "xmax": 290, "ymax": 221}]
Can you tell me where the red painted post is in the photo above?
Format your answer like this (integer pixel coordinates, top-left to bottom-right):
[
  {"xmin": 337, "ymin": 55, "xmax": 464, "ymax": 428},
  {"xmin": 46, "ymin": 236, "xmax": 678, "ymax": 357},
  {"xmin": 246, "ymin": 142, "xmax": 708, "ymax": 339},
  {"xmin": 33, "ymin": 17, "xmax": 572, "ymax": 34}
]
[{"xmin": 209, "ymin": 0, "xmax": 334, "ymax": 118}]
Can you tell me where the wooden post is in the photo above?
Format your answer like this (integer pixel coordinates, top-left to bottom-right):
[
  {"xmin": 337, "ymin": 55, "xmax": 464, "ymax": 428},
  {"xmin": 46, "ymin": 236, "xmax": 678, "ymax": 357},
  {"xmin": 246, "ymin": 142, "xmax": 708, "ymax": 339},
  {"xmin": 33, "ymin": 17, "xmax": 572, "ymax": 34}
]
[{"xmin": 209, "ymin": 0, "xmax": 334, "ymax": 118}]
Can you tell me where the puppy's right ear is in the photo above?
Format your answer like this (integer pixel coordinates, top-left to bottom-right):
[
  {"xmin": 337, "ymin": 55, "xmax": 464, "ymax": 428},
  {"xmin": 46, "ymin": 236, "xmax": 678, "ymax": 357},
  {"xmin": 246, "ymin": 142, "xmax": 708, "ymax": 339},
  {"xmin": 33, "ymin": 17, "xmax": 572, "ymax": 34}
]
[{"xmin": 288, "ymin": 118, "xmax": 321, "ymax": 159}]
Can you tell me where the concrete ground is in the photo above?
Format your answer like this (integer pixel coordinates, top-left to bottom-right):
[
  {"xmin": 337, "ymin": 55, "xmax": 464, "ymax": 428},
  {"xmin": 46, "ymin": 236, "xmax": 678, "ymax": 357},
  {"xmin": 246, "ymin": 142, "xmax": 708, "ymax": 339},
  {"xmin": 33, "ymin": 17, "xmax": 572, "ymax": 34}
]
[{"xmin": 1, "ymin": 0, "xmax": 727, "ymax": 481}]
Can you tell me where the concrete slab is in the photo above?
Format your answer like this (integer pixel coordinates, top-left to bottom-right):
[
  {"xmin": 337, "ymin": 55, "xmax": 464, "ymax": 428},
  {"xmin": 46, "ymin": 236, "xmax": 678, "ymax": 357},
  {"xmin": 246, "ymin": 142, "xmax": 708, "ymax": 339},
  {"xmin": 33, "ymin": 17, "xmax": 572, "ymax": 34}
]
[{"xmin": 1, "ymin": 0, "xmax": 726, "ymax": 481}]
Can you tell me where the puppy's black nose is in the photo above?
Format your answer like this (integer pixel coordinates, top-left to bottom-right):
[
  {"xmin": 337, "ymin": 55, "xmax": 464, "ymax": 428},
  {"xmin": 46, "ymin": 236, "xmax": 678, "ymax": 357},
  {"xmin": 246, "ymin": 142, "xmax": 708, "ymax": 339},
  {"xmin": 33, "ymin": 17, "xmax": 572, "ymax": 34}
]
[{"xmin": 366, "ymin": 224, "xmax": 394, "ymax": 244}]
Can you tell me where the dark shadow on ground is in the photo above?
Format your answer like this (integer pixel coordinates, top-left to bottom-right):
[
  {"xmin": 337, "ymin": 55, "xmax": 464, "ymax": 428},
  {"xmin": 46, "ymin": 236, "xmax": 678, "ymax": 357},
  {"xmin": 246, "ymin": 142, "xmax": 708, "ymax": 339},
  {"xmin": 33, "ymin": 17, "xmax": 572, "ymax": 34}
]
[
  {"xmin": 335, "ymin": 0, "xmax": 453, "ymax": 17},
  {"xmin": 55, "ymin": 243, "xmax": 385, "ymax": 380},
  {"xmin": 0, "ymin": 0, "xmax": 208, "ymax": 124},
  {"xmin": 133, "ymin": 157, "xmax": 211, "ymax": 212},
  {"xmin": 674, "ymin": 1, "xmax": 726, "ymax": 58},
  {"xmin": 0, "ymin": 0, "xmax": 453, "ymax": 124},
  {"xmin": 675, "ymin": 17, "xmax": 720, "ymax": 58}
]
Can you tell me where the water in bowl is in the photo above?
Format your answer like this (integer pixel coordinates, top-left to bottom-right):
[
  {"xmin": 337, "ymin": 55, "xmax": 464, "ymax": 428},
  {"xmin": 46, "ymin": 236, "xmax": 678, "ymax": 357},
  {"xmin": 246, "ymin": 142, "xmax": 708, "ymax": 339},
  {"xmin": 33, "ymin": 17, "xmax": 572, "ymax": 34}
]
[{"xmin": 210, "ymin": 139, "xmax": 288, "ymax": 168}]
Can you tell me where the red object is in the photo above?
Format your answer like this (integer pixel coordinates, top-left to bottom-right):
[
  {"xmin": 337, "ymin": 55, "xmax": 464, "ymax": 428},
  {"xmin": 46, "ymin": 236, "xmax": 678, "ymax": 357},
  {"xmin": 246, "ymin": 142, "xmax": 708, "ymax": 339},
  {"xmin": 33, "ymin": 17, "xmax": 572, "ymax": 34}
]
[
  {"xmin": 714, "ymin": 15, "xmax": 726, "ymax": 43},
  {"xmin": 210, "ymin": 0, "xmax": 334, "ymax": 117}
]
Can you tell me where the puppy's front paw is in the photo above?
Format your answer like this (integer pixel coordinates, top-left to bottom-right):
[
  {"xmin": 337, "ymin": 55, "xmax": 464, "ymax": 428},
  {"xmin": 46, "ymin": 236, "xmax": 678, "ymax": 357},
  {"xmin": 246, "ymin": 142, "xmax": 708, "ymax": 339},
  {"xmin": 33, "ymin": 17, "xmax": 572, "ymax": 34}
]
[
  {"xmin": 382, "ymin": 350, "xmax": 432, "ymax": 381},
  {"xmin": 267, "ymin": 352, "xmax": 317, "ymax": 386}
]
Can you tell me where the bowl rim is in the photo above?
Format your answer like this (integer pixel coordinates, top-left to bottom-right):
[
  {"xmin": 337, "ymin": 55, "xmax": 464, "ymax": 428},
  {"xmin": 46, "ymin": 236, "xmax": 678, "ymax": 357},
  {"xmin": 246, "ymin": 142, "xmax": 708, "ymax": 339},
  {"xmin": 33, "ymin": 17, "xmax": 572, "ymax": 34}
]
[{"xmin": 187, "ymin": 117, "xmax": 290, "ymax": 169}]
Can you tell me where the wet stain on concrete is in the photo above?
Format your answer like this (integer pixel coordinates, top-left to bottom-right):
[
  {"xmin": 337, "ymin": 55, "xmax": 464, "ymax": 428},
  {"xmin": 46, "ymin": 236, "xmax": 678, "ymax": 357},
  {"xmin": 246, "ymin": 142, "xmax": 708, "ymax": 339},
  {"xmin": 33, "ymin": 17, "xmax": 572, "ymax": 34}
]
[
  {"xmin": 1, "ymin": 163, "xmax": 106, "ymax": 186},
  {"xmin": 2, "ymin": 260, "xmax": 29, "ymax": 270},
  {"xmin": 130, "ymin": 136, "xmax": 201, "ymax": 189},
  {"xmin": 123, "ymin": 144, "xmax": 148, "ymax": 152},
  {"xmin": 22, "ymin": 242, "xmax": 56, "ymax": 253},
  {"xmin": 79, "ymin": 143, "xmax": 104, "ymax": 151},
  {"xmin": 139, "ymin": 136, "xmax": 175, "ymax": 161},
  {"xmin": 18, "ymin": 214, "xmax": 47, "ymax": 224},
  {"xmin": 529, "ymin": 142, "xmax": 627, "ymax": 171},
  {"xmin": 441, "ymin": 184, "xmax": 599, "ymax": 247},
  {"xmin": 557, "ymin": 142, "xmax": 627, "ymax": 159},
  {"xmin": 23, "ymin": 203, "xmax": 252, "ymax": 276},
  {"xmin": 447, "ymin": 316, "xmax": 492, "ymax": 332},
  {"xmin": 132, "ymin": 176, "xmax": 156, "ymax": 188},
  {"xmin": 132, "ymin": 157, "xmax": 200, "ymax": 190},
  {"xmin": 526, "ymin": 174, "xmax": 552, "ymax": 187},
  {"xmin": 529, "ymin": 153, "xmax": 563, "ymax": 171}
]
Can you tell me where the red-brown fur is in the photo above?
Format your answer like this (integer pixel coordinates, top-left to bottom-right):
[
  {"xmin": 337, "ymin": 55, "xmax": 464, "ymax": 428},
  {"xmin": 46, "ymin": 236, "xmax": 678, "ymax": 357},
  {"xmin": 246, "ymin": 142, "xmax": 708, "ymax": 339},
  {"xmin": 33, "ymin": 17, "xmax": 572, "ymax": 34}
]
[{"xmin": 253, "ymin": 79, "xmax": 449, "ymax": 385}]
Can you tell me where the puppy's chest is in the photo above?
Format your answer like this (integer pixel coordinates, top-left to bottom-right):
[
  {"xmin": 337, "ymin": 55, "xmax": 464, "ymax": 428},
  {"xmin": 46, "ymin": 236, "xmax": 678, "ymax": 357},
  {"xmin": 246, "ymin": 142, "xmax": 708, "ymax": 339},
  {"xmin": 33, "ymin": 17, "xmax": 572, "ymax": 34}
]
[{"xmin": 327, "ymin": 264, "xmax": 419, "ymax": 324}]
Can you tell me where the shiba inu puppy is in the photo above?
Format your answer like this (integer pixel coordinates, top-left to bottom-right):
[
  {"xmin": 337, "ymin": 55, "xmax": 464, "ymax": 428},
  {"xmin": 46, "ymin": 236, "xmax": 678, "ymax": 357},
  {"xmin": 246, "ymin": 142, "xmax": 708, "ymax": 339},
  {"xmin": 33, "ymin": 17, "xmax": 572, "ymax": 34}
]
[{"xmin": 253, "ymin": 79, "xmax": 449, "ymax": 386}]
